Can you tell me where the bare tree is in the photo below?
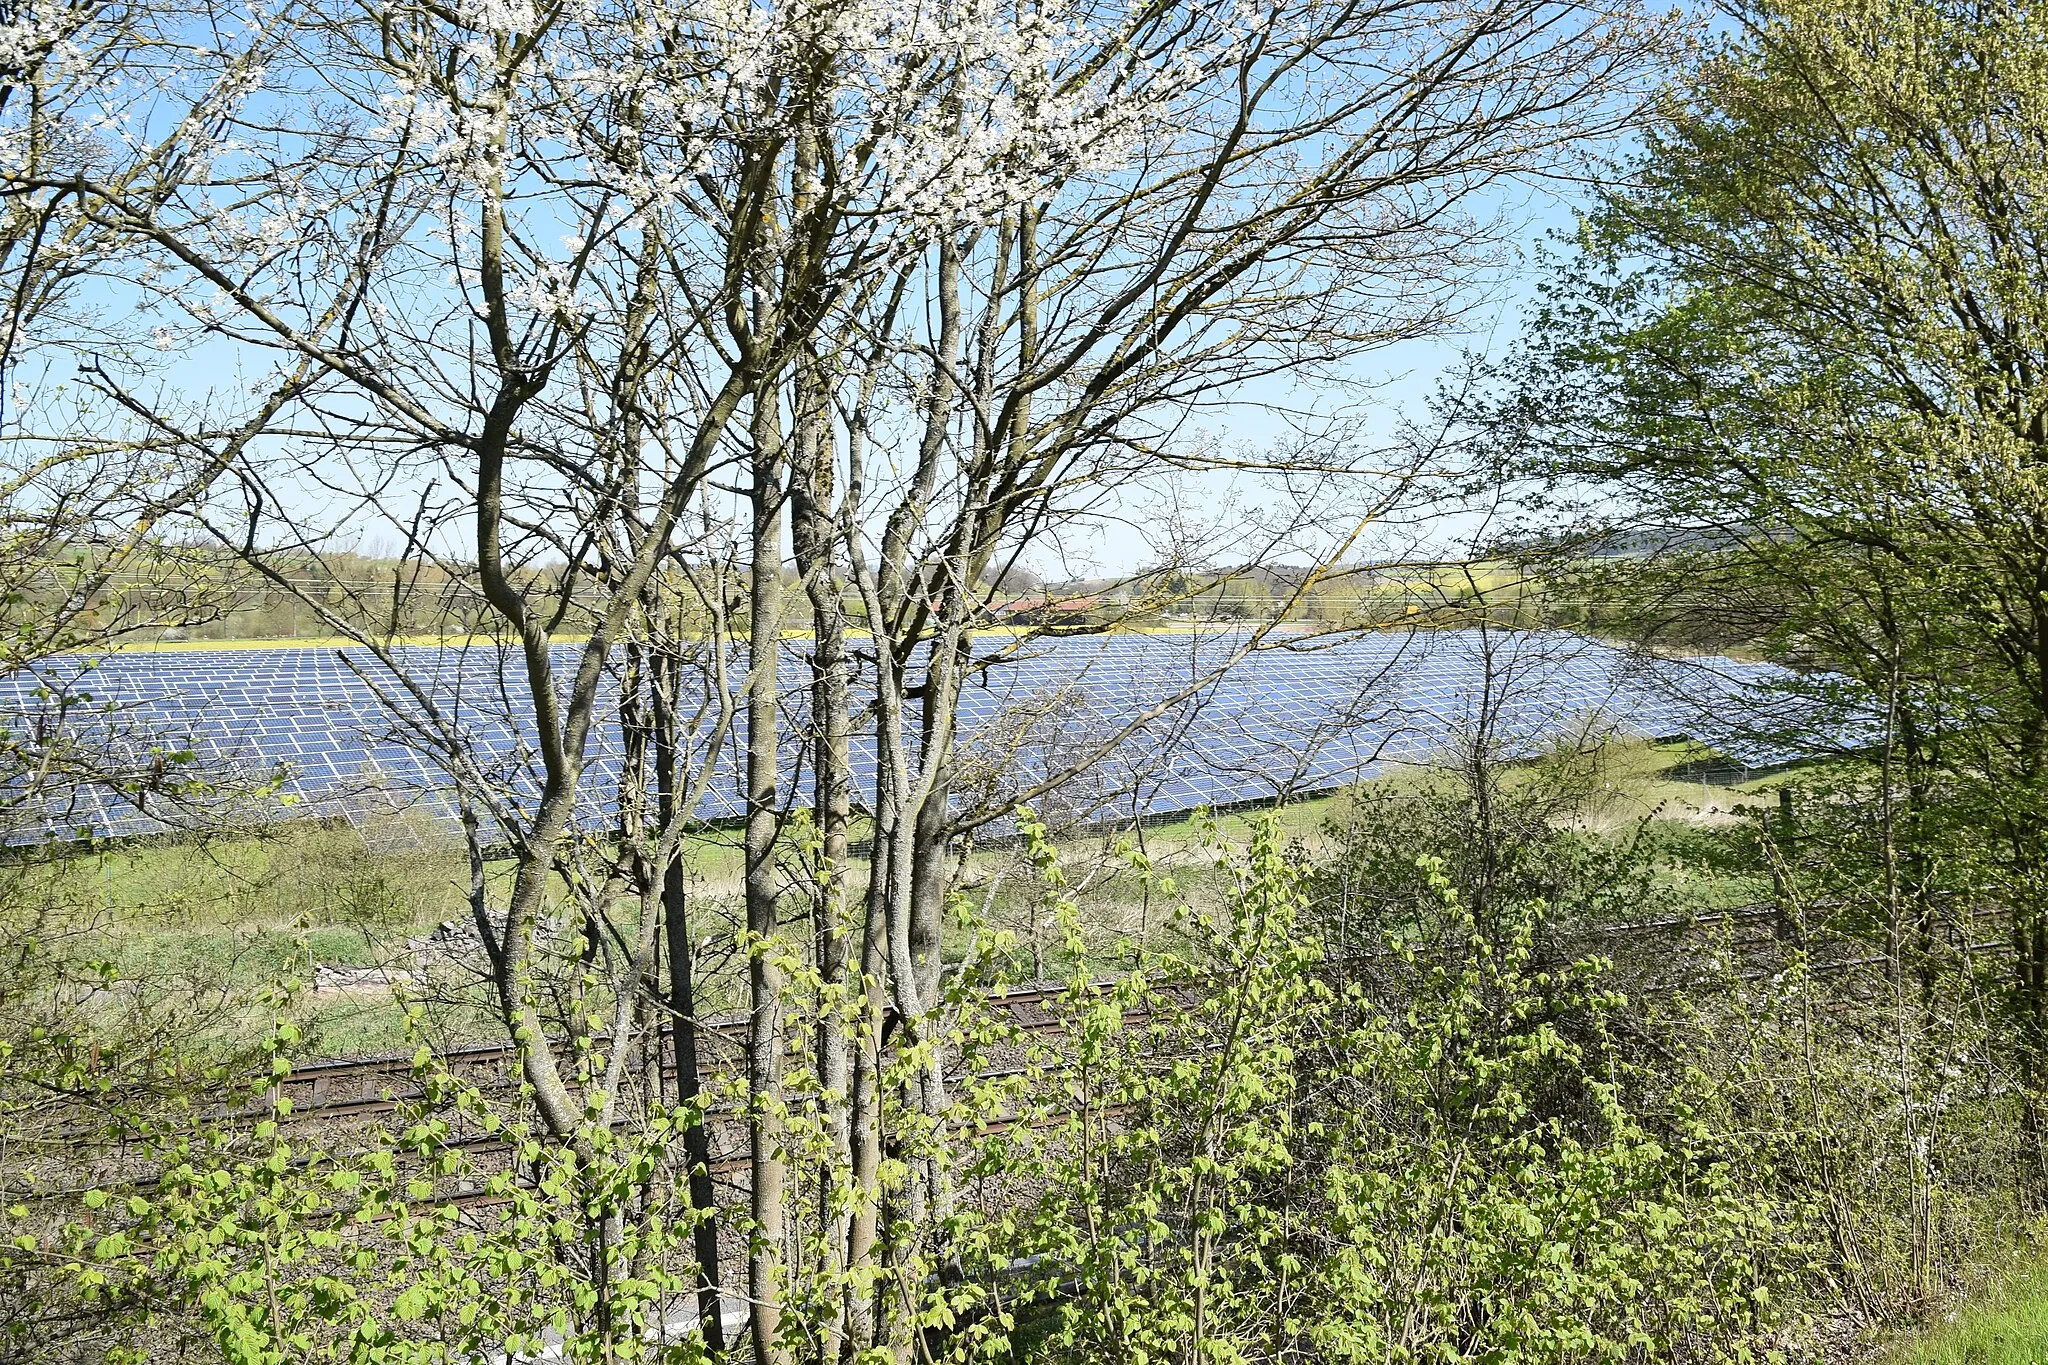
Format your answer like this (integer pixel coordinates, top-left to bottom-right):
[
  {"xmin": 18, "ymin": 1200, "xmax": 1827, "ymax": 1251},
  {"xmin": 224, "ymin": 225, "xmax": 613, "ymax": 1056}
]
[
  {"xmin": 772, "ymin": 5, "xmax": 1671, "ymax": 1332},
  {"xmin": 9, "ymin": 0, "xmax": 1676, "ymax": 1355}
]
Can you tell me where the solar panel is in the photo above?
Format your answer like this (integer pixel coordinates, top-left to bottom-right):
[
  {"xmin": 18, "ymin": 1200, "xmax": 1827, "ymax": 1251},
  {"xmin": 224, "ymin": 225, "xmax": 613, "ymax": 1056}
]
[{"xmin": 0, "ymin": 629, "xmax": 1847, "ymax": 846}]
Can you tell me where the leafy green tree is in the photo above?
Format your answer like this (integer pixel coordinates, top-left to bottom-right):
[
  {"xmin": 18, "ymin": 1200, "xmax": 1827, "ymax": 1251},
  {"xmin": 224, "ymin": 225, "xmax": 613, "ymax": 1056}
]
[{"xmin": 1508, "ymin": 0, "xmax": 2048, "ymax": 1173}]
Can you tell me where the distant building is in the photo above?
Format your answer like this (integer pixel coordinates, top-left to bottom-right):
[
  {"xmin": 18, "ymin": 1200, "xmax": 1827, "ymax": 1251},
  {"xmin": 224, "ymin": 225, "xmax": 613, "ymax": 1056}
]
[{"xmin": 987, "ymin": 594, "xmax": 1108, "ymax": 627}]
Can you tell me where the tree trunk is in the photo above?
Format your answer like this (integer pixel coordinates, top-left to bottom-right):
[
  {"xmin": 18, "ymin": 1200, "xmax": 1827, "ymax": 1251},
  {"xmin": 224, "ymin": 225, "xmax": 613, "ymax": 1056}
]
[
  {"xmin": 649, "ymin": 634, "xmax": 728, "ymax": 1354},
  {"xmin": 792, "ymin": 361, "xmax": 857, "ymax": 1362},
  {"xmin": 665, "ymin": 859, "xmax": 727, "ymax": 1353},
  {"xmin": 746, "ymin": 392, "xmax": 791, "ymax": 1365}
]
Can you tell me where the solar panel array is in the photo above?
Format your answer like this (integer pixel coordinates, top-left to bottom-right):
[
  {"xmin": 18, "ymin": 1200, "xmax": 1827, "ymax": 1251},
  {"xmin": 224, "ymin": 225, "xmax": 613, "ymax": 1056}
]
[{"xmin": 0, "ymin": 630, "xmax": 1833, "ymax": 846}]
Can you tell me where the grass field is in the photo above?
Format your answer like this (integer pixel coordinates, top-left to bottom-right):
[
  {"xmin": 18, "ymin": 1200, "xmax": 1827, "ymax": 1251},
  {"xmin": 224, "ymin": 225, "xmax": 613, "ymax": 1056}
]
[
  {"xmin": 1886, "ymin": 1255, "xmax": 2048, "ymax": 1365},
  {"xmin": 20, "ymin": 738, "xmax": 1774, "ymax": 1060}
]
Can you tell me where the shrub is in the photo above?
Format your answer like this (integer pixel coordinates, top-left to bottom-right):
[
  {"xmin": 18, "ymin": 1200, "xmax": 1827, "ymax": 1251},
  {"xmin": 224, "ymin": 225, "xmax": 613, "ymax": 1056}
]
[{"xmin": 1008, "ymin": 817, "xmax": 1808, "ymax": 1364}]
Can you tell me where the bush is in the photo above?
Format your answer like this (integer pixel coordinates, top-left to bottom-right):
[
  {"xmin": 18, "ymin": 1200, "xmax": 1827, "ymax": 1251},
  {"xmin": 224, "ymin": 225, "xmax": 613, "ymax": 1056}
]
[{"xmin": 1009, "ymin": 817, "xmax": 1808, "ymax": 1364}]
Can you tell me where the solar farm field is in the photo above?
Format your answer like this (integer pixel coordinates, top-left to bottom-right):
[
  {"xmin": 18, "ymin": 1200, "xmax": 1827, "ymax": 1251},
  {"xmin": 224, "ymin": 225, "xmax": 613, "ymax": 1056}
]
[{"xmin": 0, "ymin": 627, "xmax": 1815, "ymax": 848}]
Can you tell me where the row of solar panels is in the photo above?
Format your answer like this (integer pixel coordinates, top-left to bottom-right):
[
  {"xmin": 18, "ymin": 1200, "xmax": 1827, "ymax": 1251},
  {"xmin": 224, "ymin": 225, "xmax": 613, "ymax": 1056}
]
[{"xmin": 0, "ymin": 629, "xmax": 1846, "ymax": 846}]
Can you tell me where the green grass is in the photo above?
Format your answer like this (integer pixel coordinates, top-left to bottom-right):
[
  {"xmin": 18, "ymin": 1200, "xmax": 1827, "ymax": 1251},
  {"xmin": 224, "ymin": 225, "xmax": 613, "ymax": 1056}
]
[
  {"xmin": 1889, "ymin": 1258, "xmax": 2048, "ymax": 1365},
  {"xmin": 13, "ymin": 735, "xmax": 1779, "ymax": 1059}
]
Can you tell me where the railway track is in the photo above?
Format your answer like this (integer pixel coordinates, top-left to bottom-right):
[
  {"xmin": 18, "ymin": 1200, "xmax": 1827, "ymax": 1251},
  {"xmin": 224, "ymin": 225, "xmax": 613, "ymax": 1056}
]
[
  {"xmin": 16, "ymin": 898, "xmax": 2005, "ymax": 1214},
  {"xmin": 265, "ymin": 978, "xmax": 1094, "ymax": 1122},
  {"xmin": 269, "ymin": 897, "xmax": 2003, "ymax": 1123}
]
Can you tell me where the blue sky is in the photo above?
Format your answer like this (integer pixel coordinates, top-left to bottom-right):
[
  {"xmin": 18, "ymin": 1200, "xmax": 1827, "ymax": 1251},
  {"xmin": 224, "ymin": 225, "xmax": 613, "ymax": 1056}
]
[{"xmin": 1056, "ymin": 181, "xmax": 1591, "ymax": 578}]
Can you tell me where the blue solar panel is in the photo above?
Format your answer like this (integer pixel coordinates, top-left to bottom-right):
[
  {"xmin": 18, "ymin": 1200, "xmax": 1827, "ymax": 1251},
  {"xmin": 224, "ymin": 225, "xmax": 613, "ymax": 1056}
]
[{"xmin": 0, "ymin": 630, "xmax": 1844, "ymax": 845}]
